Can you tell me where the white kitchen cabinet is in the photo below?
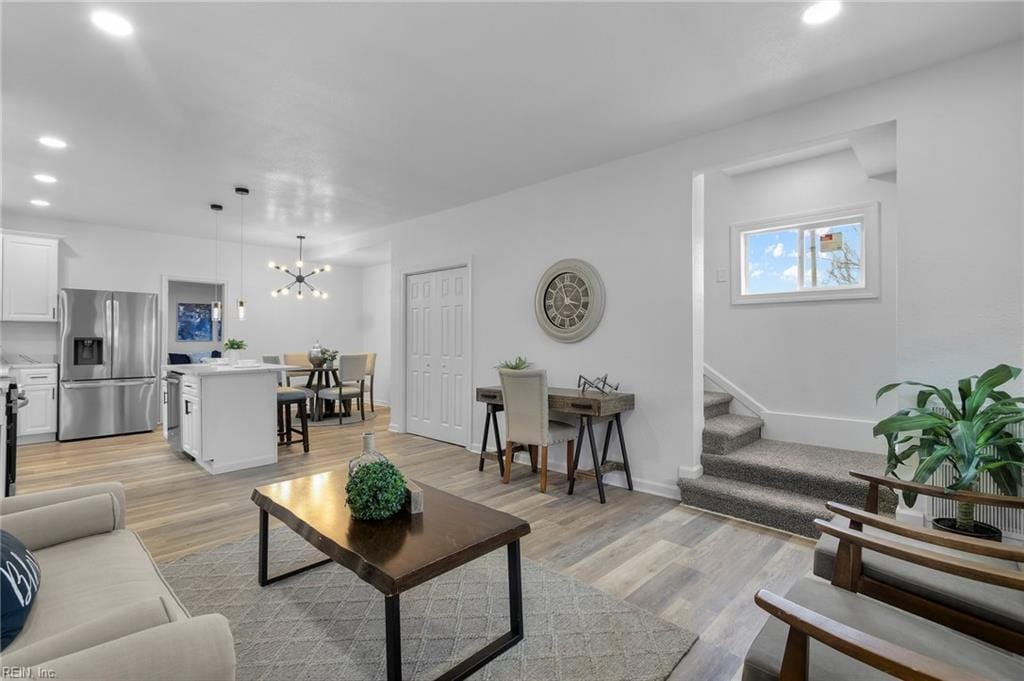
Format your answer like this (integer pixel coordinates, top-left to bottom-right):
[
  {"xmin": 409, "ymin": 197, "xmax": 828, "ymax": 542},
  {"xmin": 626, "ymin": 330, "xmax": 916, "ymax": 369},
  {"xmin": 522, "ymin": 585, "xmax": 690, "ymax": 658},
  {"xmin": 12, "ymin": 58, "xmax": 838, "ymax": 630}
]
[
  {"xmin": 163, "ymin": 365, "xmax": 277, "ymax": 474},
  {"xmin": 2, "ymin": 234, "xmax": 60, "ymax": 322},
  {"xmin": 18, "ymin": 384, "xmax": 57, "ymax": 437},
  {"xmin": 181, "ymin": 390, "xmax": 202, "ymax": 459},
  {"xmin": 12, "ymin": 365, "xmax": 58, "ymax": 443}
]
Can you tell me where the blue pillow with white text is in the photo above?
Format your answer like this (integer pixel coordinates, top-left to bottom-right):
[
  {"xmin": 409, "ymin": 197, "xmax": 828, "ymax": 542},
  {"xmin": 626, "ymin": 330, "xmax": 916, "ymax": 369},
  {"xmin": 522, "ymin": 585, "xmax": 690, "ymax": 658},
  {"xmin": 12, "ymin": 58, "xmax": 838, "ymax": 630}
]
[{"xmin": 1, "ymin": 530, "xmax": 41, "ymax": 650}]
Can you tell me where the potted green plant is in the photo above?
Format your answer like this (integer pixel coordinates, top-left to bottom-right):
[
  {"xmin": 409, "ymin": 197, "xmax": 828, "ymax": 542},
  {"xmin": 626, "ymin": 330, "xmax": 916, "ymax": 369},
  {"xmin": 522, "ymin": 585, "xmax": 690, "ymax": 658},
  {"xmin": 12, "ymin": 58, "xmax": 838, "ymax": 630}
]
[
  {"xmin": 223, "ymin": 338, "xmax": 247, "ymax": 363},
  {"xmin": 321, "ymin": 348, "xmax": 339, "ymax": 369},
  {"xmin": 495, "ymin": 356, "xmax": 530, "ymax": 371},
  {"xmin": 873, "ymin": 363, "xmax": 1024, "ymax": 540},
  {"xmin": 345, "ymin": 459, "xmax": 406, "ymax": 520}
]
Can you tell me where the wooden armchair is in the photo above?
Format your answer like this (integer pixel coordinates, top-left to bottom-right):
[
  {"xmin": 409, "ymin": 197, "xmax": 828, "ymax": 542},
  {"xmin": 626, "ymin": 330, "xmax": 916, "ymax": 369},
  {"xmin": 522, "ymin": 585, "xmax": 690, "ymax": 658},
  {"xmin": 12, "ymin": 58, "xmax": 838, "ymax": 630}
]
[
  {"xmin": 814, "ymin": 471, "xmax": 1024, "ymax": 653},
  {"xmin": 745, "ymin": 518, "xmax": 1024, "ymax": 680}
]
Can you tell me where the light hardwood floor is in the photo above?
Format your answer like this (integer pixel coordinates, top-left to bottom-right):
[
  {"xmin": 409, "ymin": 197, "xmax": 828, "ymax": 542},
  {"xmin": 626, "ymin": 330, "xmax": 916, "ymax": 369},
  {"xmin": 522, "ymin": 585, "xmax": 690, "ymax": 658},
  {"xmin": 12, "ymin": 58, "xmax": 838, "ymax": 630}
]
[{"xmin": 18, "ymin": 407, "xmax": 813, "ymax": 681}]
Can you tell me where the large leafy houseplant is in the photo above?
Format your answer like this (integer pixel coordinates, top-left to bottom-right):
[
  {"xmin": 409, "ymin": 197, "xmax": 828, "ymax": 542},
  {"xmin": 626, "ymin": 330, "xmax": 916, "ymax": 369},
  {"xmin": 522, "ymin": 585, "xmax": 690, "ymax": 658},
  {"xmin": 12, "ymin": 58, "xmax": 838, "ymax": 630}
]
[{"xmin": 873, "ymin": 364, "xmax": 1024, "ymax": 533}]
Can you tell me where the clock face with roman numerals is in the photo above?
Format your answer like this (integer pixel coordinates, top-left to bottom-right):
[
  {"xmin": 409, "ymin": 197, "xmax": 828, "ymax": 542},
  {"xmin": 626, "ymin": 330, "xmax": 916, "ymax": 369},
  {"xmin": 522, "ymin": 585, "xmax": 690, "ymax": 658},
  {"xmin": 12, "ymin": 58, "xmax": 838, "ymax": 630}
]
[
  {"xmin": 544, "ymin": 272, "xmax": 590, "ymax": 329},
  {"xmin": 534, "ymin": 259, "xmax": 605, "ymax": 343}
]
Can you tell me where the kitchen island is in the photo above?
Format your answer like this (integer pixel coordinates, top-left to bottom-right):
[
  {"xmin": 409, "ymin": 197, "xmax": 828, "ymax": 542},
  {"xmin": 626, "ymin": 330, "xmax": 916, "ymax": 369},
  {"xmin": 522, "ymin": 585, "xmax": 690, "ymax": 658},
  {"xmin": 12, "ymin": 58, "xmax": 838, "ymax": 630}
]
[{"xmin": 162, "ymin": 363, "xmax": 297, "ymax": 474}]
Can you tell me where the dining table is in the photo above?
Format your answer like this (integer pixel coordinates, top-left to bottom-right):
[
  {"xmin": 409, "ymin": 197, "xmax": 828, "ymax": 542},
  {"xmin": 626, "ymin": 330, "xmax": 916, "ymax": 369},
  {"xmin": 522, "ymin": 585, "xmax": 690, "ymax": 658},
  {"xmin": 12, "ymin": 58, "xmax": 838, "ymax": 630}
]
[{"xmin": 302, "ymin": 366, "xmax": 353, "ymax": 421}]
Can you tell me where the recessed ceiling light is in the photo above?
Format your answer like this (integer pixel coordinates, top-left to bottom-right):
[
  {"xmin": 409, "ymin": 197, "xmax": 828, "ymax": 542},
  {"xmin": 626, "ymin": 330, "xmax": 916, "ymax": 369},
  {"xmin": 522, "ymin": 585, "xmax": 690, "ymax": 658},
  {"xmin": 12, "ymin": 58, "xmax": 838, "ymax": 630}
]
[
  {"xmin": 802, "ymin": 1, "xmax": 842, "ymax": 25},
  {"xmin": 33, "ymin": 173, "xmax": 57, "ymax": 184},
  {"xmin": 38, "ymin": 136, "xmax": 67, "ymax": 149},
  {"xmin": 30, "ymin": 199, "xmax": 51, "ymax": 207},
  {"xmin": 91, "ymin": 10, "xmax": 134, "ymax": 37}
]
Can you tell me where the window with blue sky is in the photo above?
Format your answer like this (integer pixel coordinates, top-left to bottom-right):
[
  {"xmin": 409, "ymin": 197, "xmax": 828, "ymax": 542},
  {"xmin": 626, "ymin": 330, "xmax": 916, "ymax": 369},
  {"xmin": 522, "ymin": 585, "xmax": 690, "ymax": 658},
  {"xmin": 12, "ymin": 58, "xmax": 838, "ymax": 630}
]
[{"xmin": 742, "ymin": 221, "xmax": 863, "ymax": 296}]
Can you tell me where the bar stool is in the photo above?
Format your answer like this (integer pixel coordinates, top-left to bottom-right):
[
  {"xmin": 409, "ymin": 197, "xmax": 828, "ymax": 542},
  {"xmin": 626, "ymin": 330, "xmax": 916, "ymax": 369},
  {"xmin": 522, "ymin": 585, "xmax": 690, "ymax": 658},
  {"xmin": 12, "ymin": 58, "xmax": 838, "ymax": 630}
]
[{"xmin": 277, "ymin": 387, "xmax": 310, "ymax": 453}]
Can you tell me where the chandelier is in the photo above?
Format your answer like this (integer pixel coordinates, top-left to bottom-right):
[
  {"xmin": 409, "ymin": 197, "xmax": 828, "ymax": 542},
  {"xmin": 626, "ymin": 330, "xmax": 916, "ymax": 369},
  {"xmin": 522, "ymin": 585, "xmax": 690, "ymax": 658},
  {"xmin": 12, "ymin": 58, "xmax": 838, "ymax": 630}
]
[{"xmin": 269, "ymin": 235, "xmax": 331, "ymax": 299}]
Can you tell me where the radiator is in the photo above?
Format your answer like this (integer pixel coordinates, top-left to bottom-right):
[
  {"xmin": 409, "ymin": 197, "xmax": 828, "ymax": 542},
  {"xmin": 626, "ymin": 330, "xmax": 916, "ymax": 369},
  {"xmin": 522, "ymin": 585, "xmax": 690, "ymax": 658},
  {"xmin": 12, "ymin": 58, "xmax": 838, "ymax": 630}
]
[{"xmin": 925, "ymin": 408, "xmax": 1024, "ymax": 540}]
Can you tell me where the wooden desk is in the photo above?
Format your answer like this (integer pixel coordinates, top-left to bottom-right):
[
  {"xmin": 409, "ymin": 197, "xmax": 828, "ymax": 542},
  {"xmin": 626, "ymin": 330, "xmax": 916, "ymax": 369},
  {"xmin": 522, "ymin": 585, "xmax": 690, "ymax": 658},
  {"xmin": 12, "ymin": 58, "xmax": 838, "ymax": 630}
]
[
  {"xmin": 252, "ymin": 471, "xmax": 530, "ymax": 680},
  {"xmin": 475, "ymin": 386, "xmax": 636, "ymax": 503}
]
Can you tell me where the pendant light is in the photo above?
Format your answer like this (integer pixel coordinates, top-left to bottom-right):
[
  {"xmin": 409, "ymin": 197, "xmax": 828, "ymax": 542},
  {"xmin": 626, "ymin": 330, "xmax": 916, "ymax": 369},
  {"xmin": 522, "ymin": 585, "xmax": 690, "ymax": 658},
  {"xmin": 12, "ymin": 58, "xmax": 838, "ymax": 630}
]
[
  {"xmin": 209, "ymin": 203, "xmax": 223, "ymax": 322},
  {"xmin": 235, "ymin": 186, "xmax": 249, "ymax": 320},
  {"xmin": 270, "ymin": 235, "xmax": 331, "ymax": 300}
]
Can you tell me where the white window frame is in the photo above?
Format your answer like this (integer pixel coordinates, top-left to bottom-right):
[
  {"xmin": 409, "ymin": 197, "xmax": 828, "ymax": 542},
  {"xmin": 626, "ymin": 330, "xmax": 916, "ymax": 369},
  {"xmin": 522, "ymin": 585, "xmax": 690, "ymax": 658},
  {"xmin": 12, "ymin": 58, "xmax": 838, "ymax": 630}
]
[{"xmin": 730, "ymin": 202, "xmax": 880, "ymax": 305}]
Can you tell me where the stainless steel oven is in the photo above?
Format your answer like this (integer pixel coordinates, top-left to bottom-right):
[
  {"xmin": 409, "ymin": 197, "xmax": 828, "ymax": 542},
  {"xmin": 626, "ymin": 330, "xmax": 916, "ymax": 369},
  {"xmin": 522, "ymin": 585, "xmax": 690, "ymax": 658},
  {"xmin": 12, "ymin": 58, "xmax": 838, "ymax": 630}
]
[{"xmin": 4, "ymin": 383, "xmax": 27, "ymax": 497}]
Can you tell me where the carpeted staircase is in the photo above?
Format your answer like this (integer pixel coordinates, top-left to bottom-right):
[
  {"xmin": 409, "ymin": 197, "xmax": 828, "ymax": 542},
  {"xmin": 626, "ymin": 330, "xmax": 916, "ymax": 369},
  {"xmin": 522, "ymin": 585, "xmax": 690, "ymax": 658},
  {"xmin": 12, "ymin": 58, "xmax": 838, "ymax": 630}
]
[{"xmin": 678, "ymin": 391, "xmax": 896, "ymax": 537}]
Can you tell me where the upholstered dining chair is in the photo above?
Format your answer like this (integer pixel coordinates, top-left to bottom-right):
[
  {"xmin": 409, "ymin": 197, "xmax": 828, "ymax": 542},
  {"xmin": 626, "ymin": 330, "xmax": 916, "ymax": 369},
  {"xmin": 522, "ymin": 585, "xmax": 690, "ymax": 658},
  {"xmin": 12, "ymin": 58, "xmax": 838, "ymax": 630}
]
[
  {"xmin": 364, "ymin": 352, "xmax": 377, "ymax": 412},
  {"xmin": 317, "ymin": 354, "xmax": 367, "ymax": 422},
  {"xmin": 498, "ymin": 368, "xmax": 575, "ymax": 493},
  {"xmin": 282, "ymin": 352, "xmax": 312, "ymax": 387}
]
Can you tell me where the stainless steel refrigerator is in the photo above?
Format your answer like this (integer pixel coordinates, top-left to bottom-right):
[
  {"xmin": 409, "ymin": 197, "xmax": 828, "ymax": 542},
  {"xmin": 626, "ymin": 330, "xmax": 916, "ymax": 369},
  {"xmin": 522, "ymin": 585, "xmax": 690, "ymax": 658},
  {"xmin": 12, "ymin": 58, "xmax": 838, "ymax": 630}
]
[{"xmin": 58, "ymin": 289, "xmax": 159, "ymax": 441}]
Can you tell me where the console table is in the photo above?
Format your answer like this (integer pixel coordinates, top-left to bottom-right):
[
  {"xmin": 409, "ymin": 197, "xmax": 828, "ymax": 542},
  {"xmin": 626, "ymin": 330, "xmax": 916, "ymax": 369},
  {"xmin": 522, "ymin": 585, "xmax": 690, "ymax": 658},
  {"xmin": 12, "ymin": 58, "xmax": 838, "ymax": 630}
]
[{"xmin": 475, "ymin": 386, "xmax": 636, "ymax": 504}]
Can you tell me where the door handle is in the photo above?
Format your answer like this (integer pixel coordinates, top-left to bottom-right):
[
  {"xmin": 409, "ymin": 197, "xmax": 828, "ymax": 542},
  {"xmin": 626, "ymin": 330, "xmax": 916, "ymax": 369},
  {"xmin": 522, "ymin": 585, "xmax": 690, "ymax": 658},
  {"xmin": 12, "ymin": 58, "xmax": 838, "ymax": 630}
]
[
  {"xmin": 185, "ymin": 400, "xmax": 191, "ymax": 415},
  {"xmin": 61, "ymin": 379, "xmax": 156, "ymax": 389}
]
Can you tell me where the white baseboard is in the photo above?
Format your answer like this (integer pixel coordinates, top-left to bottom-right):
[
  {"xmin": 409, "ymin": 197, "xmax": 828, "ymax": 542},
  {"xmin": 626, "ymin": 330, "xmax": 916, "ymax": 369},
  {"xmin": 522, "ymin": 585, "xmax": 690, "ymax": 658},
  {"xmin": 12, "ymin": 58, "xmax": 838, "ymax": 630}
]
[
  {"xmin": 704, "ymin": 364, "xmax": 766, "ymax": 415},
  {"xmin": 761, "ymin": 411, "xmax": 882, "ymax": 454},
  {"xmin": 705, "ymin": 364, "xmax": 883, "ymax": 453},
  {"xmin": 896, "ymin": 505, "xmax": 927, "ymax": 527},
  {"xmin": 388, "ymin": 423, "xmax": 402, "ymax": 433},
  {"xmin": 468, "ymin": 448, "xmax": 681, "ymax": 501},
  {"xmin": 17, "ymin": 432, "xmax": 56, "ymax": 446},
  {"xmin": 677, "ymin": 463, "xmax": 703, "ymax": 480}
]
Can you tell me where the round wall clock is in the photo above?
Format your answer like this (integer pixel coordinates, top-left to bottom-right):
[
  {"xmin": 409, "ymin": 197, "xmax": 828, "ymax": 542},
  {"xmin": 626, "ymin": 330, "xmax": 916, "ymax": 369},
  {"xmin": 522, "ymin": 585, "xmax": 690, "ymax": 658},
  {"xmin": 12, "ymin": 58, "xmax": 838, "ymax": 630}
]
[{"xmin": 534, "ymin": 259, "xmax": 605, "ymax": 343}]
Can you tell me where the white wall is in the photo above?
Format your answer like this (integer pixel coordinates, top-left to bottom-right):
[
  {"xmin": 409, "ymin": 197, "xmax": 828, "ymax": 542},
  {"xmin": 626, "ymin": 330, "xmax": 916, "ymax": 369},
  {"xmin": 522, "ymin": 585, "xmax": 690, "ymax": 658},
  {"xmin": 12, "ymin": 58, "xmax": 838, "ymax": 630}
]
[
  {"xmin": 360, "ymin": 263, "xmax": 392, "ymax": 405},
  {"xmin": 388, "ymin": 145, "xmax": 693, "ymax": 499},
  {"xmin": 386, "ymin": 42, "xmax": 1022, "ymax": 496},
  {"xmin": 704, "ymin": 149, "xmax": 899, "ymax": 451},
  {"xmin": 166, "ymin": 280, "xmax": 224, "ymax": 356},
  {"xmin": 0, "ymin": 215, "xmax": 365, "ymax": 362}
]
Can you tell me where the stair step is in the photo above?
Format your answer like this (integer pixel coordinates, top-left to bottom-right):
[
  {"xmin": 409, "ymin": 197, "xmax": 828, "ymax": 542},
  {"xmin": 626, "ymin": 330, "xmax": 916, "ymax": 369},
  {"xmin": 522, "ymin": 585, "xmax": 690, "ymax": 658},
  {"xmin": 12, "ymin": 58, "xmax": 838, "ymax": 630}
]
[
  {"xmin": 700, "ymin": 439, "xmax": 897, "ymax": 514},
  {"xmin": 678, "ymin": 475, "xmax": 832, "ymax": 538},
  {"xmin": 703, "ymin": 414, "xmax": 763, "ymax": 454},
  {"xmin": 703, "ymin": 391, "xmax": 732, "ymax": 419}
]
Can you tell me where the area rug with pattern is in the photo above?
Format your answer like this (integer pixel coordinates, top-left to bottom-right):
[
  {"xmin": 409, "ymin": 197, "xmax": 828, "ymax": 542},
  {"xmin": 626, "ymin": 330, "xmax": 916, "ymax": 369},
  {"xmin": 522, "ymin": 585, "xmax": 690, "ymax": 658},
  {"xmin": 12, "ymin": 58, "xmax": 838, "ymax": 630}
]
[{"xmin": 160, "ymin": 526, "xmax": 697, "ymax": 680}]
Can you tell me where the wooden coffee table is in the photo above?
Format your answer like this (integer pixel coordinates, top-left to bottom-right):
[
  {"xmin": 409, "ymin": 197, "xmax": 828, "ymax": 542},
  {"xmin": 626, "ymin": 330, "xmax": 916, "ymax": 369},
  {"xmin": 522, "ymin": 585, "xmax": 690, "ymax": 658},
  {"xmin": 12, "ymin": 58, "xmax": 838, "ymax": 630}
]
[{"xmin": 251, "ymin": 471, "xmax": 531, "ymax": 681}]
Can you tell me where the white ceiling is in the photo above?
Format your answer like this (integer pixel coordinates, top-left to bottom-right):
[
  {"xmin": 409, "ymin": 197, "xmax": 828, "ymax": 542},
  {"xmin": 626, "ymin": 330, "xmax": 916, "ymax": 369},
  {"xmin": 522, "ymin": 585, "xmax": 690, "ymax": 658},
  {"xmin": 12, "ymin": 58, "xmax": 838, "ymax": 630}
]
[{"xmin": 3, "ymin": 2, "xmax": 1020, "ymax": 252}]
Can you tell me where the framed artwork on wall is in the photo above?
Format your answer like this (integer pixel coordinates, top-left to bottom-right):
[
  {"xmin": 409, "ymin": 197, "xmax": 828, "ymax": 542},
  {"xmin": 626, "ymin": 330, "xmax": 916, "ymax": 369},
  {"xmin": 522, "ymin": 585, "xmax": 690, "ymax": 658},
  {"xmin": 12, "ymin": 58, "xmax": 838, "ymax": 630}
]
[{"xmin": 176, "ymin": 302, "xmax": 215, "ymax": 342}]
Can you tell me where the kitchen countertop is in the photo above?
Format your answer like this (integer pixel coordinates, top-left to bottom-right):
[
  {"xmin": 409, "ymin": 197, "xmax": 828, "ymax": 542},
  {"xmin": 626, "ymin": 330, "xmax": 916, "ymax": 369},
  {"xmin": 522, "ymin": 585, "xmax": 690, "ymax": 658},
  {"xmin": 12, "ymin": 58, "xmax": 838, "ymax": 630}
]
[
  {"xmin": 2, "ymin": 353, "xmax": 58, "ymax": 369},
  {"xmin": 162, "ymin": 363, "xmax": 299, "ymax": 376}
]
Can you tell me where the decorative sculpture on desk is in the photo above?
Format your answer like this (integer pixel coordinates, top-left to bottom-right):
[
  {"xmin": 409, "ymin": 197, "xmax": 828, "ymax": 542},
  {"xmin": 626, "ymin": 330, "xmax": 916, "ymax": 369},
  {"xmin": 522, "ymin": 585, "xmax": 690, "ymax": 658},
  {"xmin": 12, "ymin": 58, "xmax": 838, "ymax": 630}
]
[{"xmin": 578, "ymin": 374, "xmax": 619, "ymax": 395}]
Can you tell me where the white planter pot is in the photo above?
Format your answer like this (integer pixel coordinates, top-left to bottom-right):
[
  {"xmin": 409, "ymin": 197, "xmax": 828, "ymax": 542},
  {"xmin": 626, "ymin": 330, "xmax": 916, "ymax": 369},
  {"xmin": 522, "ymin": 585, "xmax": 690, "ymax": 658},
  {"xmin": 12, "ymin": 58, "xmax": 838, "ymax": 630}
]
[{"xmin": 225, "ymin": 349, "xmax": 242, "ymax": 363}]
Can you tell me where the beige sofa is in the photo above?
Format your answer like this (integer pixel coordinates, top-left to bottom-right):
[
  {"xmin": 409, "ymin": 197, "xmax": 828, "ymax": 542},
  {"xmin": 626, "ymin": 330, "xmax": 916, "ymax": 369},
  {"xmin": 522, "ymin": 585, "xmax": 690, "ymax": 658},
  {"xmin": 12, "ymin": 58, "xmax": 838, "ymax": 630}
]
[{"xmin": 0, "ymin": 483, "xmax": 235, "ymax": 680}]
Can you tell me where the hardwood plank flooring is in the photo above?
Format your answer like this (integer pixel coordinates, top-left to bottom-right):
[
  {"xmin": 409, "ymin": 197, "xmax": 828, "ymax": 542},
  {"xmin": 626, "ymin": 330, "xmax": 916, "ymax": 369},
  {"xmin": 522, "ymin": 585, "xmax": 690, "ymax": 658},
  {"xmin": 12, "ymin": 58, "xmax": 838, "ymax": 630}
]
[{"xmin": 16, "ymin": 408, "xmax": 814, "ymax": 680}]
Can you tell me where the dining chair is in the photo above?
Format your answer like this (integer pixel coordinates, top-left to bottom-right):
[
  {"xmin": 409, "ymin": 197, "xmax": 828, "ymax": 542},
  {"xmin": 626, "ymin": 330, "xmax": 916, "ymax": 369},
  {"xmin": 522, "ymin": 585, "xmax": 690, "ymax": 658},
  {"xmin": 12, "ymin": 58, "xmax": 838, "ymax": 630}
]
[
  {"xmin": 317, "ymin": 354, "xmax": 367, "ymax": 422},
  {"xmin": 282, "ymin": 352, "xmax": 312, "ymax": 387},
  {"xmin": 364, "ymin": 352, "xmax": 377, "ymax": 412},
  {"xmin": 498, "ymin": 368, "xmax": 575, "ymax": 493}
]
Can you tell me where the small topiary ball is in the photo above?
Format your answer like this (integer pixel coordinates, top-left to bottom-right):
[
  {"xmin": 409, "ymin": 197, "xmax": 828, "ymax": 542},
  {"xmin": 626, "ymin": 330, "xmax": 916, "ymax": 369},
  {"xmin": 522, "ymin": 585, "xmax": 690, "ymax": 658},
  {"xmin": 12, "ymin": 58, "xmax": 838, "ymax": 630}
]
[{"xmin": 345, "ymin": 459, "xmax": 406, "ymax": 520}]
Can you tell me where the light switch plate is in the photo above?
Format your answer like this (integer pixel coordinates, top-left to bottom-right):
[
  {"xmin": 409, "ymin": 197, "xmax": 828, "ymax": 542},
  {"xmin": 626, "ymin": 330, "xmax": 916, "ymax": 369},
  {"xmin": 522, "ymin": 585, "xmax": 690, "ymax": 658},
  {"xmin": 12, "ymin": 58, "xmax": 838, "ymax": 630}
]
[{"xmin": 716, "ymin": 268, "xmax": 728, "ymax": 283}]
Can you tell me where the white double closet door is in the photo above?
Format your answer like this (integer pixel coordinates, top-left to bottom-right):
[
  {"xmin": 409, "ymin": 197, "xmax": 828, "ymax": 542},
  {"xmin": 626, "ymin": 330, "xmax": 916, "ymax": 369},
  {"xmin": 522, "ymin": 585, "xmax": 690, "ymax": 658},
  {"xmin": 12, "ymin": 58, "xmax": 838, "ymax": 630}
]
[{"xmin": 406, "ymin": 267, "xmax": 469, "ymax": 444}]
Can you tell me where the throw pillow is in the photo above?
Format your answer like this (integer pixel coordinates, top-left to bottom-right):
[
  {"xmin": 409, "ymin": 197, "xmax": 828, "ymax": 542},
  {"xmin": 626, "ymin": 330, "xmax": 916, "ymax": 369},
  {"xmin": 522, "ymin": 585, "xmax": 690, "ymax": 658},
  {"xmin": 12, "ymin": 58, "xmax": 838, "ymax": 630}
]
[
  {"xmin": 188, "ymin": 351, "xmax": 213, "ymax": 363},
  {"xmin": 1, "ymin": 530, "xmax": 41, "ymax": 650}
]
